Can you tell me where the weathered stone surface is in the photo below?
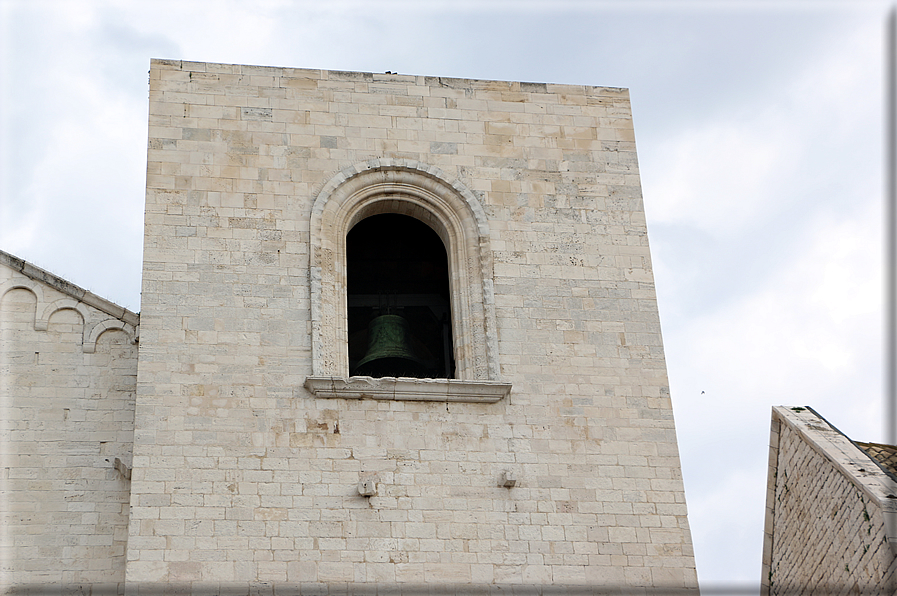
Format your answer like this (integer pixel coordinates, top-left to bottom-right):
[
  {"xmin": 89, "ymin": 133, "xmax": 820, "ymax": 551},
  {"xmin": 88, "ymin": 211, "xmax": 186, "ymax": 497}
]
[
  {"xmin": 762, "ymin": 407, "xmax": 897, "ymax": 595},
  {"xmin": 1, "ymin": 252, "xmax": 138, "ymax": 586},
  {"xmin": 128, "ymin": 60, "xmax": 696, "ymax": 590},
  {"xmin": 2, "ymin": 60, "xmax": 698, "ymax": 592}
]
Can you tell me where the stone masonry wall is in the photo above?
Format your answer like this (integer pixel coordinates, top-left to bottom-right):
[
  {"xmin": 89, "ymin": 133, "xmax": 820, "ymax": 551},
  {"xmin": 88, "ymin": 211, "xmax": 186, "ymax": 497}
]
[
  {"xmin": 764, "ymin": 408, "xmax": 897, "ymax": 595},
  {"xmin": 128, "ymin": 60, "xmax": 697, "ymax": 590},
  {"xmin": 1, "ymin": 256, "xmax": 138, "ymax": 586}
]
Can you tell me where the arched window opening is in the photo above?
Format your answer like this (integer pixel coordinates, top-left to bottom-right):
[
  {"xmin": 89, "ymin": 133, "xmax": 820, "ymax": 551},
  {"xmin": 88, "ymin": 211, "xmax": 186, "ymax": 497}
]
[
  {"xmin": 347, "ymin": 213, "xmax": 455, "ymax": 379},
  {"xmin": 306, "ymin": 160, "xmax": 510, "ymax": 401}
]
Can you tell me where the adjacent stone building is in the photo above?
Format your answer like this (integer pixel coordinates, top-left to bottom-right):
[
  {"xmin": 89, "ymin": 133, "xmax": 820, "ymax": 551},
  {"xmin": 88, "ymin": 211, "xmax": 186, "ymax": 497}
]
[
  {"xmin": 1, "ymin": 60, "xmax": 698, "ymax": 593},
  {"xmin": 0, "ymin": 251, "xmax": 138, "ymax": 585},
  {"xmin": 762, "ymin": 406, "xmax": 897, "ymax": 595}
]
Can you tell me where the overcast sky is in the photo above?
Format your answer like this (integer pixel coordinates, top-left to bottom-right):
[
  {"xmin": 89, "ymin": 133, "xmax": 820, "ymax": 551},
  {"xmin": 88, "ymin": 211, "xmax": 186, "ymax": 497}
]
[{"xmin": 0, "ymin": 0, "xmax": 891, "ymax": 590}]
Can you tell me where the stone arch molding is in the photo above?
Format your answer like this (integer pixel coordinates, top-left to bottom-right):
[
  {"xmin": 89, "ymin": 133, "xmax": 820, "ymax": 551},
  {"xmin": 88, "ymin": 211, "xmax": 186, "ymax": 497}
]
[
  {"xmin": 1, "ymin": 281, "xmax": 137, "ymax": 353},
  {"xmin": 306, "ymin": 159, "xmax": 510, "ymax": 402},
  {"xmin": 85, "ymin": 319, "xmax": 137, "ymax": 353},
  {"xmin": 0, "ymin": 279, "xmax": 45, "ymax": 326}
]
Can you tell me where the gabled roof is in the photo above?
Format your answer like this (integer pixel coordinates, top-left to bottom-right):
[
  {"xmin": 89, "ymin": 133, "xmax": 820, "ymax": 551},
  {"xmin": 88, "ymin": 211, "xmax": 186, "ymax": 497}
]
[
  {"xmin": 761, "ymin": 406, "xmax": 897, "ymax": 594},
  {"xmin": 0, "ymin": 249, "xmax": 138, "ymax": 326},
  {"xmin": 857, "ymin": 442, "xmax": 897, "ymax": 482}
]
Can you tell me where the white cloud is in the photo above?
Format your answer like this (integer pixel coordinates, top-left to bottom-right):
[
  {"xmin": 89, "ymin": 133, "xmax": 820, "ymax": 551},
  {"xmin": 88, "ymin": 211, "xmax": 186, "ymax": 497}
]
[
  {"xmin": 646, "ymin": 118, "xmax": 792, "ymax": 235},
  {"xmin": 642, "ymin": 14, "xmax": 881, "ymax": 239},
  {"xmin": 644, "ymin": 16, "xmax": 885, "ymax": 584},
  {"xmin": 0, "ymin": 0, "xmax": 889, "ymax": 586},
  {"xmin": 0, "ymin": 3, "xmax": 149, "ymax": 309},
  {"xmin": 667, "ymin": 195, "xmax": 882, "ymax": 582},
  {"xmin": 685, "ymin": 466, "xmax": 767, "ymax": 585}
]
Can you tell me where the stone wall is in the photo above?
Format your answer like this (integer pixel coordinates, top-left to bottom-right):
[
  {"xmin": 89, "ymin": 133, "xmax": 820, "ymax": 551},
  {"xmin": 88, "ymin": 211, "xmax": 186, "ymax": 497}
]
[
  {"xmin": 0, "ymin": 252, "xmax": 138, "ymax": 586},
  {"xmin": 127, "ymin": 60, "xmax": 697, "ymax": 590},
  {"xmin": 762, "ymin": 407, "xmax": 897, "ymax": 595}
]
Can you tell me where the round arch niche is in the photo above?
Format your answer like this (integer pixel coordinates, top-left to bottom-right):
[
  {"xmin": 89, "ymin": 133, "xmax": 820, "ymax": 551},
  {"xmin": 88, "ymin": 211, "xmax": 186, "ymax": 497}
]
[
  {"xmin": 306, "ymin": 159, "xmax": 508, "ymax": 402},
  {"xmin": 347, "ymin": 213, "xmax": 455, "ymax": 379}
]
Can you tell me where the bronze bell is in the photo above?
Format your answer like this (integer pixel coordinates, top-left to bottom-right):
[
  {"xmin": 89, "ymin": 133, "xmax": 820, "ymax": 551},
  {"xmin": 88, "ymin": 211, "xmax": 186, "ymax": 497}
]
[{"xmin": 353, "ymin": 314, "xmax": 428, "ymax": 378}]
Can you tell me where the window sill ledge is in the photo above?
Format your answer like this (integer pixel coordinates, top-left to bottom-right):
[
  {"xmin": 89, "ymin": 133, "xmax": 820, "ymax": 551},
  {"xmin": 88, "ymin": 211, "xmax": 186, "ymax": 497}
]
[{"xmin": 304, "ymin": 376, "xmax": 511, "ymax": 403}]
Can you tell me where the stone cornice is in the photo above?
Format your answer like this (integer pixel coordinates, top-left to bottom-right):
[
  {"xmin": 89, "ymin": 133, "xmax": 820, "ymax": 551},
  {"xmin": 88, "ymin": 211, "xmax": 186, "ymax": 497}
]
[
  {"xmin": 0, "ymin": 249, "xmax": 139, "ymax": 326},
  {"xmin": 304, "ymin": 376, "xmax": 511, "ymax": 403}
]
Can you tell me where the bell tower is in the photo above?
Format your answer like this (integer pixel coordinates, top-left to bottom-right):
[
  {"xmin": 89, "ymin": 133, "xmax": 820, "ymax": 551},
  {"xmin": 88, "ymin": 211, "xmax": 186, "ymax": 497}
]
[{"xmin": 126, "ymin": 60, "xmax": 699, "ymax": 592}]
